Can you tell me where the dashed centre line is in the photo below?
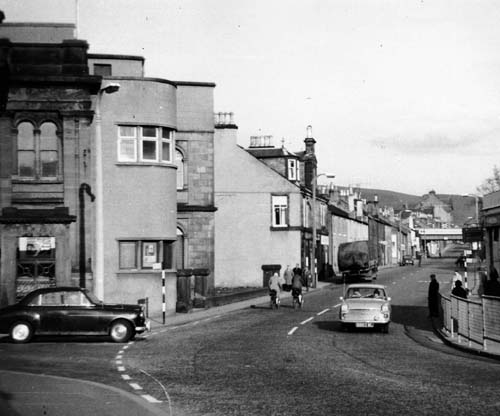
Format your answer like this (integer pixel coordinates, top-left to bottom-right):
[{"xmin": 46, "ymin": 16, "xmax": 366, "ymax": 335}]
[
  {"xmin": 300, "ymin": 317, "xmax": 314, "ymax": 325},
  {"xmin": 317, "ymin": 308, "xmax": 330, "ymax": 316},
  {"xmin": 141, "ymin": 394, "xmax": 162, "ymax": 404},
  {"xmin": 288, "ymin": 326, "xmax": 298, "ymax": 335}
]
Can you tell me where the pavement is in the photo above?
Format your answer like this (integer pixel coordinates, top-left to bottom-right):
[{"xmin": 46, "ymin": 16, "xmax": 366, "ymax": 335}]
[
  {"xmin": 0, "ymin": 282, "xmax": 330, "ymax": 416},
  {"xmin": 2, "ymin": 279, "xmax": 498, "ymax": 416}
]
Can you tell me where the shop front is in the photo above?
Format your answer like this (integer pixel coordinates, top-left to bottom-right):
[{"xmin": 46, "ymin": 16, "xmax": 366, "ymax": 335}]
[{"xmin": 0, "ymin": 207, "xmax": 75, "ymax": 306}]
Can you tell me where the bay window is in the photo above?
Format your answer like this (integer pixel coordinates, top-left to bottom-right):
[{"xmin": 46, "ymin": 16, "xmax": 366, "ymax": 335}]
[{"xmin": 118, "ymin": 125, "xmax": 174, "ymax": 164}]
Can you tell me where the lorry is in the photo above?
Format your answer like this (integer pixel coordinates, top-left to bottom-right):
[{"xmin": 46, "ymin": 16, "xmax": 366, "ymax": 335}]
[{"xmin": 338, "ymin": 240, "xmax": 378, "ymax": 281}]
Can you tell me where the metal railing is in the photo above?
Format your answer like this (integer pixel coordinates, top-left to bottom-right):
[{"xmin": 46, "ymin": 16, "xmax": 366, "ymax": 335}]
[{"xmin": 440, "ymin": 293, "xmax": 500, "ymax": 352}]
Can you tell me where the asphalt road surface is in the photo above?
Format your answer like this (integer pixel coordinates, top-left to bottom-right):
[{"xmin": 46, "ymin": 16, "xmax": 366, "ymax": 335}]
[{"xmin": 1, "ymin": 258, "xmax": 499, "ymax": 416}]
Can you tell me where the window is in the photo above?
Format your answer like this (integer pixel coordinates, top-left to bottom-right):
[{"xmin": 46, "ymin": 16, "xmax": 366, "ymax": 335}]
[
  {"xmin": 287, "ymin": 159, "xmax": 298, "ymax": 181},
  {"xmin": 119, "ymin": 240, "xmax": 175, "ymax": 270},
  {"xmin": 94, "ymin": 64, "xmax": 112, "ymax": 76},
  {"xmin": 272, "ymin": 195, "xmax": 288, "ymax": 227},
  {"xmin": 118, "ymin": 125, "xmax": 174, "ymax": 163},
  {"xmin": 17, "ymin": 121, "xmax": 60, "ymax": 179},
  {"xmin": 162, "ymin": 128, "xmax": 173, "ymax": 163},
  {"xmin": 118, "ymin": 126, "xmax": 137, "ymax": 162},
  {"xmin": 175, "ymin": 149, "xmax": 185, "ymax": 190}
]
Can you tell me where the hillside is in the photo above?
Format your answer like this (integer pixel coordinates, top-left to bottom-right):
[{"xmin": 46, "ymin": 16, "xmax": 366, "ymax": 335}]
[{"xmin": 355, "ymin": 188, "xmax": 477, "ymax": 227}]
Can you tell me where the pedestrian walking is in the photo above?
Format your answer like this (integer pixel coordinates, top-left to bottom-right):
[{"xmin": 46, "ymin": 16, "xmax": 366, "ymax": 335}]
[
  {"xmin": 428, "ymin": 274, "xmax": 440, "ymax": 318},
  {"xmin": 302, "ymin": 268, "xmax": 311, "ymax": 291},
  {"xmin": 283, "ymin": 265, "xmax": 293, "ymax": 291},
  {"xmin": 451, "ymin": 280, "xmax": 467, "ymax": 299},
  {"xmin": 484, "ymin": 267, "xmax": 500, "ymax": 297},
  {"xmin": 416, "ymin": 252, "xmax": 422, "ymax": 267}
]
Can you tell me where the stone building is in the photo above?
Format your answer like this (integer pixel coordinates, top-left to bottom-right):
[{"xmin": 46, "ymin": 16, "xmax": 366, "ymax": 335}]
[{"xmin": 0, "ymin": 21, "xmax": 216, "ymax": 314}]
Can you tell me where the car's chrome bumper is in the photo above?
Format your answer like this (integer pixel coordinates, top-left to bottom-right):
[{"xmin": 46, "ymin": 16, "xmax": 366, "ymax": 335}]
[
  {"xmin": 340, "ymin": 311, "xmax": 390, "ymax": 324},
  {"xmin": 136, "ymin": 319, "xmax": 151, "ymax": 333}
]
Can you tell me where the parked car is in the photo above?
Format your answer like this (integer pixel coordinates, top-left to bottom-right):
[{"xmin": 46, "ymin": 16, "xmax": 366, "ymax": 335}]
[
  {"xmin": 0, "ymin": 286, "xmax": 150, "ymax": 343},
  {"xmin": 401, "ymin": 255, "xmax": 414, "ymax": 266},
  {"xmin": 339, "ymin": 284, "xmax": 391, "ymax": 333}
]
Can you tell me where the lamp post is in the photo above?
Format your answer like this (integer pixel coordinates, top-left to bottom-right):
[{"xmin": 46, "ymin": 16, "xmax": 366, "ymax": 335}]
[
  {"xmin": 94, "ymin": 83, "xmax": 120, "ymax": 300},
  {"xmin": 464, "ymin": 194, "xmax": 480, "ymax": 225},
  {"xmin": 310, "ymin": 171, "xmax": 335, "ymax": 289}
]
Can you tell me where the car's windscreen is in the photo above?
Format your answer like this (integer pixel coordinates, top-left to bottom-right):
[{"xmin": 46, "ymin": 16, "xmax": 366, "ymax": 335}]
[{"xmin": 347, "ymin": 288, "xmax": 386, "ymax": 299}]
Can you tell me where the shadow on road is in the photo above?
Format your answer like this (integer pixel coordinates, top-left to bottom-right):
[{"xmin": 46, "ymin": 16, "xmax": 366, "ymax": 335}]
[
  {"xmin": 391, "ymin": 305, "xmax": 432, "ymax": 331},
  {"xmin": 315, "ymin": 320, "xmax": 340, "ymax": 332},
  {"xmin": 311, "ymin": 305, "xmax": 433, "ymax": 333},
  {"xmin": 0, "ymin": 334, "xmax": 148, "ymax": 344}
]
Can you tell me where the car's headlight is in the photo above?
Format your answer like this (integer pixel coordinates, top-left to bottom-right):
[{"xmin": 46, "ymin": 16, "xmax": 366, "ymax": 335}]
[
  {"xmin": 341, "ymin": 304, "xmax": 349, "ymax": 314},
  {"xmin": 381, "ymin": 303, "xmax": 390, "ymax": 313}
]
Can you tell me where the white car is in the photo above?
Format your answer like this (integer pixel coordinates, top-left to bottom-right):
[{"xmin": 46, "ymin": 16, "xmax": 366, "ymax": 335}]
[{"xmin": 339, "ymin": 284, "xmax": 391, "ymax": 333}]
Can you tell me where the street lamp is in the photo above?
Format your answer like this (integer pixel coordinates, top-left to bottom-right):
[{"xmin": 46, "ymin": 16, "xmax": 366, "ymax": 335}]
[
  {"xmin": 311, "ymin": 171, "xmax": 335, "ymax": 288},
  {"xmin": 463, "ymin": 194, "xmax": 479, "ymax": 225},
  {"xmin": 94, "ymin": 83, "xmax": 120, "ymax": 300}
]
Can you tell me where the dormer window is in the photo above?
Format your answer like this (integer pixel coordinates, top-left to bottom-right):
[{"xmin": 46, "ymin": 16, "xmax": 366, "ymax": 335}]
[{"xmin": 287, "ymin": 159, "xmax": 300, "ymax": 181}]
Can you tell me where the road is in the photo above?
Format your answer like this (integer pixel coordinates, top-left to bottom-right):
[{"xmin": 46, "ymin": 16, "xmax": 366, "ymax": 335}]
[{"xmin": 1, "ymin": 258, "xmax": 500, "ymax": 415}]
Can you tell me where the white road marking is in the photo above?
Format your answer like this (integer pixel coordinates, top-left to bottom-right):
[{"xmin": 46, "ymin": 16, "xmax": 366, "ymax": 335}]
[
  {"xmin": 333, "ymin": 303, "xmax": 341, "ymax": 308},
  {"xmin": 300, "ymin": 317, "xmax": 314, "ymax": 325},
  {"xmin": 141, "ymin": 394, "xmax": 162, "ymax": 403},
  {"xmin": 117, "ymin": 366, "xmax": 126, "ymax": 372},
  {"xmin": 317, "ymin": 309, "xmax": 329, "ymax": 316},
  {"xmin": 140, "ymin": 369, "xmax": 172, "ymax": 412},
  {"xmin": 288, "ymin": 327, "xmax": 298, "ymax": 335},
  {"xmin": 116, "ymin": 354, "xmax": 123, "ymax": 359},
  {"xmin": 123, "ymin": 346, "xmax": 129, "ymax": 350},
  {"xmin": 116, "ymin": 360, "xmax": 123, "ymax": 365},
  {"xmin": 121, "ymin": 374, "xmax": 131, "ymax": 380},
  {"xmin": 129, "ymin": 383, "xmax": 143, "ymax": 390}
]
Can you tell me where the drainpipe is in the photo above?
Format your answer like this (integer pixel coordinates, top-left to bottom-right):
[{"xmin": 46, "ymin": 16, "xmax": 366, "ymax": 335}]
[{"xmin": 79, "ymin": 183, "xmax": 95, "ymax": 288}]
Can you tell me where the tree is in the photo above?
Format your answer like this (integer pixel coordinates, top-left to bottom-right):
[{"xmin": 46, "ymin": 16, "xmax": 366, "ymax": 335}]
[{"xmin": 477, "ymin": 165, "xmax": 500, "ymax": 195}]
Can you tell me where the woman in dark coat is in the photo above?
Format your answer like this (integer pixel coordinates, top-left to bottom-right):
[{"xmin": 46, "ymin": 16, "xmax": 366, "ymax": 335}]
[{"xmin": 428, "ymin": 274, "xmax": 440, "ymax": 318}]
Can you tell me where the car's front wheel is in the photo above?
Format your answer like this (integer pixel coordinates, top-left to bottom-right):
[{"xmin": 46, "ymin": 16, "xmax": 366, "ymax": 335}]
[
  {"xmin": 10, "ymin": 321, "xmax": 34, "ymax": 344},
  {"xmin": 110, "ymin": 320, "xmax": 133, "ymax": 343}
]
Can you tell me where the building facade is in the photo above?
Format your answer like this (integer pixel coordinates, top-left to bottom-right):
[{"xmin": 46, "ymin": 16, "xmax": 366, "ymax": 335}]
[
  {"xmin": 214, "ymin": 114, "xmax": 304, "ymax": 287},
  {"xmin": 0, "ymin": 22, "xmax": 216, "ymax": 314}
]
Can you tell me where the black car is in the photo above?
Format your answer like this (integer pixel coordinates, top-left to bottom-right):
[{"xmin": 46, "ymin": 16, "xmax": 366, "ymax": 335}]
[{"xmin": 0, "ymin": 286, "xmax": 150, "ymax": 343}]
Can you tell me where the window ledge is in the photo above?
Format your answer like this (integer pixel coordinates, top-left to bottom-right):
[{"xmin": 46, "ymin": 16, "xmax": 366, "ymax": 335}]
[
  {"xmin": 115, "ymin": 162, "xmax": 175, "ymax": 168},
  {"xmin": 270, "ymin": 226, "xmax": 289, "ymax": 231},
  {"xmin": 12, "ymin": 178, "xmax": 63, "ymax": 184},
  {"xmin": 117, "ymin": 269, "xmax": 176, "ymax": 275}
]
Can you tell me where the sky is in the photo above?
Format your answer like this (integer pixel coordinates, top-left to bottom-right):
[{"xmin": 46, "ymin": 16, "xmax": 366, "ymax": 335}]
[{"xmin": 2, "ymin": 0, "xmax": 500, "ymax": 196}]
